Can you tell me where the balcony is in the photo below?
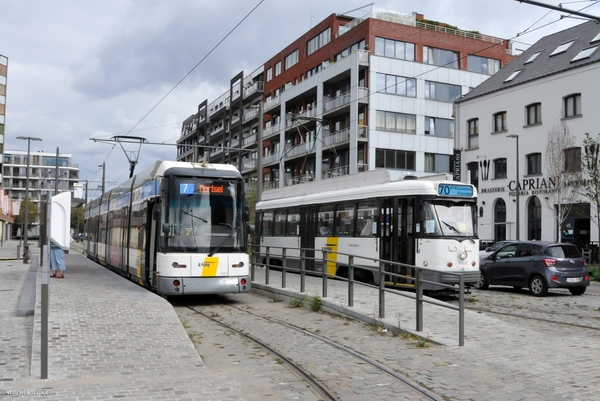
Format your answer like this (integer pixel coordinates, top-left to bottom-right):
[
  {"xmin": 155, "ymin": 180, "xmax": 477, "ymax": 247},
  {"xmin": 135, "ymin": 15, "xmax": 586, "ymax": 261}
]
[
  {"xmin": 242, "ymin": 108, "xmax": 259, "ymax": 124},
  {"xmin": 324, "ymin": 128, "xmax": 350, "ymax": 147},
  {"xmin": 243, "ymin": 81, "xmax": 264, "ymax": 101},
  {"xmin": 358, "ymin": 125, "xmax": 369, "ymax": 141},
  {"xmin": 262, "ymin": 153, "xmax": 279, "ymax": 166},
  {"xmin": 242, "ymin": 133, "xmax": 257, "ymax": 148},
  {"xmin": 290, "ymin": 172, "xmax": 315, "ymax": 186},
  {"xmin": 285, "ymin": 107, "xmax": 318, "ymax": 131},
  {"xmin": 264, "ymin": 95, "xmax": 281, "ymax": 112},
  {"xmin": 263, "ymin": 123, "xmax": 281, "ymax": 139},
  {"xmin": 323, "ymin": 90, "xmax": 351, "ymax": 114},
  {"xmin": 322, "ymin": 165, "xmax": 349, "ymax": 179},
  {"xmin": 241, "ymin": 159, "xmax": 257, "ymax": 173}
]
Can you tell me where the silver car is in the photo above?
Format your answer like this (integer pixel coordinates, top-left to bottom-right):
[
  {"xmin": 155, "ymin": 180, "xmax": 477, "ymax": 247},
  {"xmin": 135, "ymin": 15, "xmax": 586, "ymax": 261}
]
[{"xmin": 476, "ymin": 241, "xmax": 589, "ymax": 296}]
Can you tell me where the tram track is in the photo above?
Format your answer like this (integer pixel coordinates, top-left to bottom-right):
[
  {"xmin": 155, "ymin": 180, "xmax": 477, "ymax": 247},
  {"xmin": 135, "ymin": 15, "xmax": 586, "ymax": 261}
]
[{"xmin": 174, "ymin": 297, "xmax": 443, "ymax": 401}]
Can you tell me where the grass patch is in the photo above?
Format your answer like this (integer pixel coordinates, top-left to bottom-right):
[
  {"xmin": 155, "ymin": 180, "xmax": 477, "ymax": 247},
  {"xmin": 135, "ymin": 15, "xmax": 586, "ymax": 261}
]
[
  {"xmin": 309, "ymin": 296, "xmax": 321, "ymax": 311},
  {"xmin": 289, "ymin": 297, "xmax": 305, "ymax": 308}
]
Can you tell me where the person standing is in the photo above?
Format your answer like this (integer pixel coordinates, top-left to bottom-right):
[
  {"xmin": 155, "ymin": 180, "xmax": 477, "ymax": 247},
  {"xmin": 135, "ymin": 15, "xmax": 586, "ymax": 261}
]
[{"xmin": 49, "ymin": 241, "xmax": 66, "ymax": 278}]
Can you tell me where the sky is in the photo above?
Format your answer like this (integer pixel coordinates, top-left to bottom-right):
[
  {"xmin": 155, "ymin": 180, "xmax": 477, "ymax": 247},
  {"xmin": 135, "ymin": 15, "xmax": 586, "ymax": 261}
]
[{"xmin": 2, "ymin": 0, "xmax": 600, "ymax": 199}]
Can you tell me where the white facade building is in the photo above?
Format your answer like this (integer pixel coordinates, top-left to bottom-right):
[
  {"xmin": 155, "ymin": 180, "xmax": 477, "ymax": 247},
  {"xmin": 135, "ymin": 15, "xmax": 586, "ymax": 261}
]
[{"xmin": 456, "ymin": 20, "xmax": 600, "ymax": 249}]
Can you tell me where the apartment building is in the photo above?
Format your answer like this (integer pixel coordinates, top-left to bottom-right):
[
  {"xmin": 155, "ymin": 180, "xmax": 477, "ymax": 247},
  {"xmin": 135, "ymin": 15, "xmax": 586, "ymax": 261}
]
[
  {"xmin": 3, "ymin": 150, "xmax": 79, "ymax": 235},
  {"xmin": 0, "ymin": 55, "xmax": 15, "ymax": 240},
  {"xmin": 177, "ymin": 6, "xmax": 515, "ymax": 201},
  {"xmin": 456, "ymin": 20, "xmax": 600, "ymax": 249}
]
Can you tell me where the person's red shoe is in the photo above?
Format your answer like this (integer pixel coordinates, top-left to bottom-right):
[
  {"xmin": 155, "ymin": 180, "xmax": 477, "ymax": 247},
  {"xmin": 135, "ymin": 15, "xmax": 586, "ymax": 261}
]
[{"xmin": 56, "ymin": 272, "xmax": 64, "ymax": 278}]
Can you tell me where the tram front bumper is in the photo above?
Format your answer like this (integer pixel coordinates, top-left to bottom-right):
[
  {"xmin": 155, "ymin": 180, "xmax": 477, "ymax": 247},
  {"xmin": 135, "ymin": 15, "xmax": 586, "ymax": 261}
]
[{"xmin": 157, "ymin": 275, "xmax": 251, "ymax": 295}]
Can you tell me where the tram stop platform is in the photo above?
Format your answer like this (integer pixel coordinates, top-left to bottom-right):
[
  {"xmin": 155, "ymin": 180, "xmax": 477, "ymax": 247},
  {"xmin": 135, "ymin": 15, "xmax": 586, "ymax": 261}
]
[{"xmin": 0, "ymin": 240, "xmax": 226, "ymax": 399}]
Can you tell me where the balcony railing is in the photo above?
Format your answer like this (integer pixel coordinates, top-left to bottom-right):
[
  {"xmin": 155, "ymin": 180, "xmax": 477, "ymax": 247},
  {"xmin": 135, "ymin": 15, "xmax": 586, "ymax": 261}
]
[
  {"xmin": 262, "ymin": 154, "xmax": 279, "ymax": 165},
  {"xmin": 322, "ymin": 165, "xmax": 350, "ymax": 179},
  {"xmin": 243, "ymin": 81, "xmax": 264, "ymax": 98},
  {"xmin": 264, "ymin": 95, "xmax": 281, "ymax": 111},
  {"xmin": 242, "ymin": 133, "xmax": 257, "ymax": 147},
  {"xmin": 263, "ymin": 123, "xmax": 280, "ymax": 139},
  {"xmin": 324, "ymin": 128, "xmax": 350, "ymax": 147},
  {"xmin": 241, "ymin": 159, "xmax": 257, "ymax": 172},
  {"xmin": 323, "ymin": 91, "xmax": 351, "ymax": 113}
]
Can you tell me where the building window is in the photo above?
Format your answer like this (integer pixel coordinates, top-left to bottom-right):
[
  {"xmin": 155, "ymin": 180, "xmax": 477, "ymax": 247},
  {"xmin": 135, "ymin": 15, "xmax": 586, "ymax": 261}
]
[
  {"xmin": 275, "ymin": 62, "xmax": 281, "ymax": 76},
  {"xmin": 425, "ymin": 153, "xmax": 452, "ymax": 173},
  {"xmin": 467, "ymin": 55, "xmax": 500, "ymax": 75},
  {"xmin": 494, "ymin": 158, "xmax": 507, "ymax": 179},
  {"xmin": 550, "ymin": 40, "xmax": 575, "ymax": 56},
  {"xmin": 285, "ymin": 49, "xmax": 299, "ymax": 70},
  {"xmin": 493, "ymin": 111, "xmax": 507, "ymax": 132},
  {"xmin": 494, "ymin": 198, "xmax": 507, "ymax": 241},
  {"xmin": 335, "ymin": 39, "xmax": 366, "ymax": 61},
  {"xmin": 307, "ymin": 27, "xmax": 331, "ymax": 56},
  {"xmin": 504, "ymin": 70, "xmax": 521, "ymax": 82},
  {"xmin": 467, "ymin": 161, "xmax": 478, "ymax": 189},
  {"xmin": 572, "ymin": 46, "xmax": 598, "ymax": 62},
  {"xmin": 467, "ymin": 119, "xmax": 479, "ymax": 149},
  {"xmin": 424, "ymin": 81, "xmax": 461, "ymax": 103},
  {"xmin": 424, "ymin": 117, "xmax": 454, "ymax": 138},
  {"xmin": 375, "ymin": 111, "xmax": 416, "ymax": 134},
  {"xmin": 375, "ymin": 73, "xmax": 416, "ymax": 97},
  {"xmin": 564, "ymin": 94, "xmax": 581, "ymax": 118},
  {"xmin": 423, "ymin": 46, "xmax": 459, "ymax": 69},
  {"xmin": 524, "ymin": 51, "xmax": 541, "ymax": 64},
  {"xmin": 564, "ymin": 147, "xmax": 581, "ymax": 172},
  {"xmin": 527, "ymin": 197, "xmax": 542, "ymax": 240},
  {"xmin": 375, "ymin": 148, "xmax": 416, "ymax": 170},
  {"xmin": 374, "ymin": 37, "xmax": 415, "ymax": 61},
  {"xmin": 526, "ymin": 103, "xmax": 542, "ymax": 125},
  {"xmin": 266, "ymin": 68, "xmax": 272, "ymax": 82},
  {"xmin": 527, "ymin": 153, "xmax": 542, "ymax": 175}
]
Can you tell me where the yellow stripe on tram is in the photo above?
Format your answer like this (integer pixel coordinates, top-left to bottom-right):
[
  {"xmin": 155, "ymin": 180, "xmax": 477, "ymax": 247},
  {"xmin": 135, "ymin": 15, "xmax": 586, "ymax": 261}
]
[
  {"xmin": 202, "ymin": 256, "xmax": 219, "ymax": 276},
  {"xmin": 325, "ymin": 237, "xmax": 339, "ymax": 276}
]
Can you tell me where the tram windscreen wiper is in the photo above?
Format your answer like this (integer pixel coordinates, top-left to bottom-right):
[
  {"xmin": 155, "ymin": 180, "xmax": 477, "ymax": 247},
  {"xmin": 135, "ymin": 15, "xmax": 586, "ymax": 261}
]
[
  {"xmin": 180, "ymin": 209, "xmax": 208, "ymax": 223},
  {"xmin": 441, "ymin": 221, "xmax": 475, "ymax": 244},
  {"xmin": 208, "ymin": 223, "xmax": 238, "ymax": 257}
]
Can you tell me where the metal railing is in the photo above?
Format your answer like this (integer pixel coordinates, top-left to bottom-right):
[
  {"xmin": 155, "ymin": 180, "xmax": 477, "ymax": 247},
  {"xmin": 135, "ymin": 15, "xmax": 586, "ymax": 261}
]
[{"xmin": 251, "ymin": 244, "xmax": 466, "ymax": 346}]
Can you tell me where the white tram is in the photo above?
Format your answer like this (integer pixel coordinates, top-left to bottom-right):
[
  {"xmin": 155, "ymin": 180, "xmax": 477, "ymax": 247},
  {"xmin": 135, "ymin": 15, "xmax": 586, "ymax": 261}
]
[
  {"xmin": 84, "ymin": 161, "xmax": 252, "ymax": 295},
  {"xmin": 255, "ymin": 176, "xmax": 480, "ymax": 291}
]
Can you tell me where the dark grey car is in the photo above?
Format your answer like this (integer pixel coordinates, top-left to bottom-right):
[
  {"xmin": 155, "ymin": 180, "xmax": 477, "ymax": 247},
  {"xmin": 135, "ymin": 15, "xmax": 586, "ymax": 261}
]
[{"xmin": 476, "ymin": 241, "xmax": 589, "ymax": 296}]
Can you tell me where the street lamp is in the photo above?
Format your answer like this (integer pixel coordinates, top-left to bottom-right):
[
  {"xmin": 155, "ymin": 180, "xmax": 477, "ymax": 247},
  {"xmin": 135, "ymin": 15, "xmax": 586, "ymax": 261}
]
[
  {"xmin": 17, "ymin": 136, "xmax": 42, "ymax": 263},
  {"xmin": 507, "ymin": 134, "xmax": 520, "ymax": 240}
]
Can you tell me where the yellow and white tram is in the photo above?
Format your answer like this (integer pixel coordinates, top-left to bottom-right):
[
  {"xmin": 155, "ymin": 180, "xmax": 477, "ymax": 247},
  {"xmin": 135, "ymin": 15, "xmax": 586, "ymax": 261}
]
[
  {"xmin": 84, "ymin": 161, "xmax": 252, "ymax": 295},
  {"xmin": 255, "ymin": 176, "xmax": 479, "ymax": 291}
]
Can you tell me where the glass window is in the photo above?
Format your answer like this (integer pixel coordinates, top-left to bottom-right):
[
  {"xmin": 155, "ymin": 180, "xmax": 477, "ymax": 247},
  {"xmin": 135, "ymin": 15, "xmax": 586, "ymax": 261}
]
[
  {"xmin": 504, "ymin": 70, "xmax": 521, "ymax": 82},
  {"xmin": 285, "ymin": 49, "xmax": 299, "ymax": 70},
  {"xmin": 375, "ymin": 148, "xmax": 416, "ymax": 170},
  {"xmin": 261, "ymin": 212, "xmax": 273, "ymax": 236},
  {"xmin": 424, "ymin": 117, "xmax": 454, "ymax": 138},
  {"xmin": 468, "ymin": 119, "xmax": 479, "ymax": 149},
  {"xmin": 564, "ymin": 147, "xmax": 581, "ymax": 172},
  {"xmin": 266, "ymin": 68, "xmax": 272, "ymax": 82},
  {"xmin": 424, "ymin": 81, "xmax": 461, "ymax": 102},
  {"xmin": 467, "ymin": 55, "xmax": 500, "ymax": 74},
  {"xmin": 286, "ymin": 208, "xmax": 300, "ymax": 236},
  {"xmin": 494, "ymin": 112, "xmax": 507, "ymax": 132},
  {"xmin": 374, "ymin": 37, "xmax": 415, "ymax": 61},
  {"xmin": 425, "ymin": 153, "xmax": 452, "ymax": 173},
  {"xmin": 336, "ymin": 203, "xmax": 355, "ymax": 236},
  {"xmin": 527, "ymin": 153, "xmax": 542, "ymax": 175},
  {"xmin": 275, "ymin": 62, "xmax": 281, "ymax": 76},
  {"xmin": 494, "ymin": 158, "xmax": 507, "ymax": 179},
  {"xmin": 376, "ymin": 73, "xmax": 416, "ymax": 97},
  {"xmin": 375, "ymin": 110, "xmax": 416, "ymax": 133},
  {"xmin": 564, "ymin": 94, "xmax": 581, "ymax": 118},
  {"xmin": 424, "ymin": 46, "xmax": 459, "ymax": 69},
  {"xmin": 550, "ymin": 40, "xmax": 575, "ymax": 56},
  {"xmin": 273, "ymin": 210, "xmax": 285, "ymax": 236},
  {"xmin": 572, "ymin": 46, "xmax": 598, "ymax": 62},
  {"xmin": 317, "ymin": 205, "xmax": 334, "ymax": 236},
  {"xmin": 307, "ymin": 27, "xmax": 331, "ymax": 56},
  {"xmin": 357, "ymin": 201, "xmax": 377, "ymax": 236},
  {"xmin": 526, "ymin": 103, "xmax": 542, "ymax": 125},
  {"xmin": 524, "ymin": 51, "xmax": 541, "ymax": 64}
]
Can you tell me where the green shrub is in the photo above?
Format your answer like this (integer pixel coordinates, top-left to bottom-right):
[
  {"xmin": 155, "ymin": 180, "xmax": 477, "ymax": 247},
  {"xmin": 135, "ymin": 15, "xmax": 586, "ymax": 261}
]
[{"xmin": 588, "ymin": 265, "xmax": 600, "ymax": 282}]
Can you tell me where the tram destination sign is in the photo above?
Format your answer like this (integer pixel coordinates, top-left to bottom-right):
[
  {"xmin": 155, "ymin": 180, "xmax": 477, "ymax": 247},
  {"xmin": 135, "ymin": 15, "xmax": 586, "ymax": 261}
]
[{"xmin": 438, "ymin": 184, "xmax": 473, "ymax": 197}]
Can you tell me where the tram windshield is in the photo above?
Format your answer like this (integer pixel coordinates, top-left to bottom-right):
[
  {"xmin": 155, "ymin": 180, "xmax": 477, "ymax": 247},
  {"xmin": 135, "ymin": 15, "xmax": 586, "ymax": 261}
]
[
  {"xmin": 164, "ymin": 178, "xmax": 244, "ymax": 253},
  {"xmin": 421, "ymin": 200, "xmax": 477, "ymax": 238}
]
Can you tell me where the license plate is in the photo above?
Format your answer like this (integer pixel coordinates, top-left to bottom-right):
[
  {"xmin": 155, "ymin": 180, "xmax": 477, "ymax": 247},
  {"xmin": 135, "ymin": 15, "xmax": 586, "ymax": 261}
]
[{"xmin": 566, "ymin": 277, "xmax": 581, "ymax": 283}]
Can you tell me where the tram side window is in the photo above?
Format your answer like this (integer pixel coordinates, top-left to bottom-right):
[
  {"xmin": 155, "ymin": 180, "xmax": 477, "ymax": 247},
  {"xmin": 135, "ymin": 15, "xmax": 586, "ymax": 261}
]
[
  {"xmin": 317, "ymin": 206, "xmax": 334, "ymax": 236},
  {"xmin": 262, "ymin": 211, "xmax": 273, "ymax": 236},
  {"xmin": 357, "ymin": 201, "xmax": 377, "ymax": 236},
  {"xmin": 336, "ymin": 203, "xmax": 355, "ymax": 236},
  {"xmin": 273, "ymin": 210, "xmax": 285, "ymax": 236},
  {"xmin": 287, "ymin": 208, "xmax": 300, "ymax": 236}
]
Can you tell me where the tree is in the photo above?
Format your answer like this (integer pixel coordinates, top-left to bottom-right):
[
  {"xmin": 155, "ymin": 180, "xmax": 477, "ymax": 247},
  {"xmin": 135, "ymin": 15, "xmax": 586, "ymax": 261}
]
[
  {"xmin": 71, "ymin": 205, "xmax": 85, "ymax": 236},
  {"xmin": 579, "ymin": 132, "xmax": 600, "ymax": 243},
  {"xmin": 543, "ymin": 119, "xmax": 581, "ymax": 242},
  {"xmin": 13, "ymin": 199, "xmax": 39, "ymax": 236}
]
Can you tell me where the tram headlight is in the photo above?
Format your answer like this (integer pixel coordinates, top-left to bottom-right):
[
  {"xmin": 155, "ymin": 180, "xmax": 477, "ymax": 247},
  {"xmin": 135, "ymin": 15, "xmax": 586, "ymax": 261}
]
[
  {"xmin": 422, "ymin": 260, "xmax": 429, "ymax": 267},
  {"xmin": 458, "ymin": 250, "xmax": 468, "ymax": 260}
]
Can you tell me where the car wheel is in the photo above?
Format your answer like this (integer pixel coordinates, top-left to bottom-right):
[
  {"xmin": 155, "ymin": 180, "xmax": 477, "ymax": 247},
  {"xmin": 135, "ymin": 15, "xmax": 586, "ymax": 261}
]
[
  {"xmin": 529, "ymin": 275, "xmax": 548, "ymax": 297},
  {"xmin": 474, "ymin": 272, "xmax": 488, "ymax": 290},
  {"xmin": 568, "ymin": 286, "xmax": 586, "ymax": 296}
]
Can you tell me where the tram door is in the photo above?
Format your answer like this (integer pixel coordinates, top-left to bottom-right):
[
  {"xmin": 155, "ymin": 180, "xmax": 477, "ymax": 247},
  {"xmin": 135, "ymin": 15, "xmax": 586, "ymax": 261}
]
[
  {"xmin": 146, "ymin": 201, "xmax": 160, "ymax": 288},
  {"xmin": 380, "ymin": 197, "xmax": 415, "ymax": 286},
  {"xmin": 300, "ymin": 205, "xmax": 316, "ymax": 272}
]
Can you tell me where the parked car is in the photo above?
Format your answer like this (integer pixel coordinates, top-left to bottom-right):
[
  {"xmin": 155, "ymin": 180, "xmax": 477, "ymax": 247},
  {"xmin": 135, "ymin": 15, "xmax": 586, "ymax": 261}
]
[
  {"xmin": 476, "ymin": 241, "xmax": 589, "ymax": 296},
  {"xmin": 479, "ymin": 240, "xmax": 518, "ymax": 259}
]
